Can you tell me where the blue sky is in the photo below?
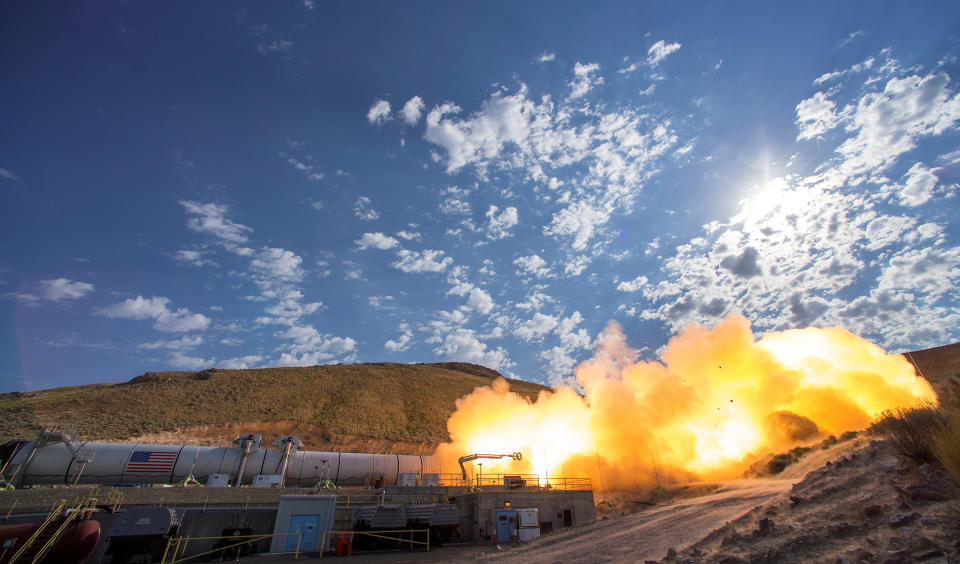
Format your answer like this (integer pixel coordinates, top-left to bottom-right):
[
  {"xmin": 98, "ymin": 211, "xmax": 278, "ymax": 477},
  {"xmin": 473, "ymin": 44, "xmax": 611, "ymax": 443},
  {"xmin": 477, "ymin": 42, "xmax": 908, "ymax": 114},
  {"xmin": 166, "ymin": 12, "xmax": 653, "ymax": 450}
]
[{"xmin": 2, "ymin": 2, "xmax": 959, "ymax": 393}]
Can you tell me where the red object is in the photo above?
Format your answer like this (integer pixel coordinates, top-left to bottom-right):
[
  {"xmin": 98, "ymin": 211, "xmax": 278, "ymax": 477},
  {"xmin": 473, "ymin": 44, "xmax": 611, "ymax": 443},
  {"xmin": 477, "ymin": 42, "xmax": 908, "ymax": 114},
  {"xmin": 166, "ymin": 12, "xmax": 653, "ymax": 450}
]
[{"xmin": 0, "ymin": 519, "xmax": 100, "ymax": 564}]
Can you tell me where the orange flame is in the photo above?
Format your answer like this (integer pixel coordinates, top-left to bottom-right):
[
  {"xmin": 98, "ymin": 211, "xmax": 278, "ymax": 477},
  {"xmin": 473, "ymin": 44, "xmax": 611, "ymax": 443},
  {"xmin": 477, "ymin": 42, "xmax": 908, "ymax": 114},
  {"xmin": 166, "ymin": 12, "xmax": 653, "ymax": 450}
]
[{"xmin": 434, "ymin": 314, "xmax": 936, "ymax": 489}]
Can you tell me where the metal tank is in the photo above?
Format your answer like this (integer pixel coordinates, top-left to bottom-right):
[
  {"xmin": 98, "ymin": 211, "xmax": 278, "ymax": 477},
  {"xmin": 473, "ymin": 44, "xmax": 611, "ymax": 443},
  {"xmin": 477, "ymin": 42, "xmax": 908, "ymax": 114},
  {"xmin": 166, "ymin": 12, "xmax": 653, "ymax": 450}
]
[{"xmin": 0, "ymin": 434, "xmax": 439, "ymax": 488}]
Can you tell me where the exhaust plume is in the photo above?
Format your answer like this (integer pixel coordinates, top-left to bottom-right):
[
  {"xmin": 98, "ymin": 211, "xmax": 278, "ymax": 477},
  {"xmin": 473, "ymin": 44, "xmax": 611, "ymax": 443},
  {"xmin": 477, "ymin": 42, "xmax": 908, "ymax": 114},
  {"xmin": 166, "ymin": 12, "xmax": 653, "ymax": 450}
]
[{"xmin": 435, "ymin": 314, "xmax": 936, "ymax": 489}]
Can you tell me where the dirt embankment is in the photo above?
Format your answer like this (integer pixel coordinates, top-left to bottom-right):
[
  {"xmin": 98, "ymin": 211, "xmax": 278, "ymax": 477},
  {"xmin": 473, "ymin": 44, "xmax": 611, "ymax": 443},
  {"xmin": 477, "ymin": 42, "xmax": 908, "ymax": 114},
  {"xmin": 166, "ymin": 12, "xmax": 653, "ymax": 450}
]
[{"xmin": 466, "ymin": 438, "xmax": 960, "ymax": 563}]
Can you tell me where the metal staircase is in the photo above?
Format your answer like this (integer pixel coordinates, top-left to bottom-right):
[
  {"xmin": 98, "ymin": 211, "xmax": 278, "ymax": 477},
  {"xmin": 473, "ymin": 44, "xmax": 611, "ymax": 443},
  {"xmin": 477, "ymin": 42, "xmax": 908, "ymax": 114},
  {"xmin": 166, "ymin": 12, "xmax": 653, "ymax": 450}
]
[{"xmin": 8, "ymin": 496, "xmax": 94, "ymax": 564}]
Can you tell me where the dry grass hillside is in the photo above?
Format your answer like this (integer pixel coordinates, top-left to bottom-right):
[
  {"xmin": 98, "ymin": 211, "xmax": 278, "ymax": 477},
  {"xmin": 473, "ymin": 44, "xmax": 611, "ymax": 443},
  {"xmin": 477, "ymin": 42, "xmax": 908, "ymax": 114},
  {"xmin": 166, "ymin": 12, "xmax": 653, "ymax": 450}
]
[{"xmin": 0, "ymin": 362, "xmax": 548, "ymax": 449}]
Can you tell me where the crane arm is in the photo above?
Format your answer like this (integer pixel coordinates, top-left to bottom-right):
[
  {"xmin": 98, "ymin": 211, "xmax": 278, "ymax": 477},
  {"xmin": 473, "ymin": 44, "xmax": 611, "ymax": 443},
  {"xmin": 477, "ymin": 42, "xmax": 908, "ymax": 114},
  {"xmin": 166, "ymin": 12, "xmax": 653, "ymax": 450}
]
[{"xmin": 457, "ymin": 452, "xmax": 523, "ymax": 480}]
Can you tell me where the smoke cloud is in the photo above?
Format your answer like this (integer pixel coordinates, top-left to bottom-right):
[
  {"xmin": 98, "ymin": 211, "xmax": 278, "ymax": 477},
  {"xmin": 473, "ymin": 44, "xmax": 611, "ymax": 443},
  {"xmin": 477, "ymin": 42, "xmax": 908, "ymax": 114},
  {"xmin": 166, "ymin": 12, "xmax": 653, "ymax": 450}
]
[{"xmin": 435, "ymin": 314, "xmax": 936, "ymax": 490}]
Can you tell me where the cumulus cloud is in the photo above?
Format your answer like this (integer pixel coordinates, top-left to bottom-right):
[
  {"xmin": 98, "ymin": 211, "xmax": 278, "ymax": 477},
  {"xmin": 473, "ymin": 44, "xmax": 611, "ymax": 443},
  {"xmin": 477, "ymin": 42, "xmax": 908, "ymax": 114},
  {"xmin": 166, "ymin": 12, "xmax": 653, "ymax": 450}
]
[
  {"xmin": 795, "ymin": 92, "xmax": 839, "ymax": 140},
  {"xmin": 484, "ymin": 205, "xmax": 518, "ymax": 240},
  {"xmin": 514, "ymin": 254, "xmax": 553, "ymax": 279},
  {"xmin": 353, "ymin": 197, "xmax": 380, "ymax": 221},
  {"xmin": 18, "ymin": 278, "xmax": 94, "ymax": 304},
  {"xmin": 544, "ymin": 201, "xmax": 610, "ymax": 251},
  {"xmin": 355, "ymin": 232, "xmax": 399, "ymax": 250},
  {"xmin": 401, "ymin": 96, "xmax": 425, "ymax": 125},
  {"xmin": 95, "ymin": 296, "xmax": 211, "ymax": 333},
  {"xmin": 467, "ymin": 287, "xmax": 495, "ymax": 314},
  {"xmin": 180, "ymin": 201, "xmax": 252, "ymax": 246},
  {"xmin": 385, "ymin": 323, "xmax": 413, "ymax": 352},
  {"xmin": 568, "ymin": 62, "xmax": 603, "ymax": 99},
  {"xmin": 168, "ymin": 352, "xmax": 213, "ymax": 370},
  {"xmin": 720, "ymin": 247, "xmax": 763, "ymax": 278},
  {"xmin": 433, "ymin": 328, "xmax": 512, "ymax": 371},
  {"xmin": 367, "ymin": 99, "xmax": 391, "ymax": 125},
  {"xmin": 536, "ymin": 51, "xmax": 556, "ymax": 63},
  {"xmin": 896, "ymin": 162, "xmax": 940, "ymax": 206},
  {"xmin": 646, "ymin": 40, "xmax": 681, "ymax": 66},
  {"xmin": 391, "ymin": 249, "xmax": 453, "ymax": 273},
  {"xmin": 616, "ymin": 275, "xmax": 648, "ymax": 292},
  {"xmin": 251, "ymin": 247, "xmax": 303, "ymax": 282},
  {"xmin": 514, "ymin": 313, "xmax": 559, "ymax": 342},
  {"xmin": 219, "ymin": 355, "xmax": 264, "ymax": 369},
  {"xmin": 173, "ymin": 249, "xmax": 216, "ymax": 267},
  {"xmin": 276, "ymin": 325, "xmax": 357, "ymax": 365},
  {"xmin": 834, "ymin": 72, "xmax": 960, "ymax": 179}
]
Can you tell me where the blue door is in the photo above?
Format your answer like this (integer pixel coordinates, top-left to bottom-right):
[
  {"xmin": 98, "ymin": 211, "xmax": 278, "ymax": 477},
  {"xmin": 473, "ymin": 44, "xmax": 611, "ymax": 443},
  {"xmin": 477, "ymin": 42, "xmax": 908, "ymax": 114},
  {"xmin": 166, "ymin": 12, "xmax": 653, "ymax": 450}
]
[
  {"xmin": 495, "ymin": 510, "xmax": 516, "ymax": 543},
  {"xmin": 285, "ymin": 515, "xmax": 319, "ymax": 551}
]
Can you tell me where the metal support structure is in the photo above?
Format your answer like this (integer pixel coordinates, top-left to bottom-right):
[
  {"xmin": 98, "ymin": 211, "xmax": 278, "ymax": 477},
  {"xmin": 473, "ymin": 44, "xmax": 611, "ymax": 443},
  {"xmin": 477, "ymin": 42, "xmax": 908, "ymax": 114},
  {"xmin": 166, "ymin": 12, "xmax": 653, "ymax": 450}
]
[
  {"xmin": 272, "ymin": 436, "xmax": 302, "ymax": 488},
  {"xmin": 233, "ymin": 434, "xmax": 260, "ymax": 487},
  {"xmin": 457, "ymin": 452, "xmax": 523, "ymax": 481}
]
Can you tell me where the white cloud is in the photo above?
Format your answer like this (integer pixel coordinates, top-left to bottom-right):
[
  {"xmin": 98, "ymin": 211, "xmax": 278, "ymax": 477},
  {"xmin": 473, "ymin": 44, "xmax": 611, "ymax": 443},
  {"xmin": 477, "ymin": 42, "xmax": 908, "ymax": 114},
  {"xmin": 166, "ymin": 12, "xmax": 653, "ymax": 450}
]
[
  {"xmin": 257, "ymin": 40, "xmax": 293, "ymax": 54},
  {"xmin": 568, "ymin": 62, "xmax": 603, "ymax": 100},
  {"xmin": 536, "ymin": 51, "xmax": 556, "ymax": 63},
  {"xmin": 897, "ymin": 162, "xmax": 939, "ymax": 206},
  {"xmin": 514, "ymin": 254, "xmax": 553, "ymax": 279},
  {"xmin": 514, "ymin": 313, "xmax": 559, "ymax": 342},
  {"xmin": 276, "ymin": 325, "xmax": 357, "ymax": 365},
  {"xmin": 401, "ymin": 96, "xmax": 425, "ymax": 125},
  {"xmin": 484, "ymin": 205, "xmax": 518, "ymax": 240},
  {"xmin": 353, "ymin": 196, "xmax": 380, "ymax": 221},
  {"xmin": 139, "ymin": 335, "xmax": 204, "ymax": 350},
  {"xmin": 467, "ymin": 287, "xmax": 495, "ymax": 314},
  {"xmin": 251, "ymin": 247, "xmax": 303, "ymax": 281},
  {"xmin": 646, "ymin": 40, "xmax": 681, "ymax": 67},
  {"xmin": 284, "ymin": 156, "xmax": 323, "ymax": 181},
  {"xmin": 367, "ymin": 99, "xmax": 391, "ymax": 125},
  {"xmin": 96, "ymin": 296, "xmax": 211, "ymax": 333},
  {"xmin": 219, "ymin": 355, "xmax": 264, "ymax": 369},
  {"xmin": 0, "ymin": 168, "xmax": 18, "ymax": 181},
  {"xmin": 385, "ymin": 323, "xmax": 413, "ymax": 352},
  {"xmin": 795, "ymin": 92, "xmax": 839, "ymax": 140},
  {"xmin": 168, "ymin": 352, "xmax": 213, "ymax": 370},
  {"xmin": 433, "ymin": 328, "xmax": 512, "ymax": 371},
  {"xmin": 21, "ymin": 278, "xmax": 95, "ymax": 304},
  {"xmin": 864, "ymin": 215, "xmax": 916, "ymax": 250},
  {"xmin": 544, "ymin": 201, "xmax": 610, "ymax": 250},
  {"xmin": 173, "ymin": 249, "xmax": 216, "ymax": 267},
  {"xmin": 396, "ymin": 230, "xmax": 421, "ymax": 241},
  {"xmin": 180, "ymin": 201, "xmax": 252, "ymax": 246},
  {"xmin": 616, "ymin": 275, "xmax": 648, "ymax": 292},
  {"xmin": 355, "ymin": 232, "xmax": 399, "ymax": 250},
  {"xmin": 835, "ymin": 72, "xmax": 960, "ymax": 180},
  {"xmin": 391, "ymin": 249, "xmax": 453, "ymax": 273}
]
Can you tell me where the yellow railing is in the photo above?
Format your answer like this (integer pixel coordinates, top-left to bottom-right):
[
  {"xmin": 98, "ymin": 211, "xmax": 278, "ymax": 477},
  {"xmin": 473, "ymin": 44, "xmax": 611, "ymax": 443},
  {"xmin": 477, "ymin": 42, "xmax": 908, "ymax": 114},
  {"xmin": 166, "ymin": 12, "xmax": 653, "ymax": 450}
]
[
  {"xmin": 318, "ymin": 528, "xmax": 430, "ymax": 558},
  {"xmin": 7, "ymin": 500, "xmax": 65, "ymax": 563},
  {"xmin": 160, "ymin": 531, "xmax": 304, "ymax": 563}
]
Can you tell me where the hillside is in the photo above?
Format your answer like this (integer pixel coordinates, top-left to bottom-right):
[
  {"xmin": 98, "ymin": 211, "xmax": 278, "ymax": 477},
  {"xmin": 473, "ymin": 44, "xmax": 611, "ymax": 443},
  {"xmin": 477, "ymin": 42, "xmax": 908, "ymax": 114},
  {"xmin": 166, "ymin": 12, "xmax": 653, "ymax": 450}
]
[
  {"xmin": 0, "ymin": 362, "xmax": 549, "ymax": 449},
  {"xmin": 903, "ymin": 341, "xmax": 960, "ymax": 408}
]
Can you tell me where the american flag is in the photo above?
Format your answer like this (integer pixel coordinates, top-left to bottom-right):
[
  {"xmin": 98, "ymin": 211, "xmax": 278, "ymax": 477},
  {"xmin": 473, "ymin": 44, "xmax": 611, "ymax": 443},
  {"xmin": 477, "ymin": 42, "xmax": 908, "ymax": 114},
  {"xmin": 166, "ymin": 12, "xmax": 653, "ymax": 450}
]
[{"xmin": 126, "ymin": 450, "xmax": 178, "ymax": 474}]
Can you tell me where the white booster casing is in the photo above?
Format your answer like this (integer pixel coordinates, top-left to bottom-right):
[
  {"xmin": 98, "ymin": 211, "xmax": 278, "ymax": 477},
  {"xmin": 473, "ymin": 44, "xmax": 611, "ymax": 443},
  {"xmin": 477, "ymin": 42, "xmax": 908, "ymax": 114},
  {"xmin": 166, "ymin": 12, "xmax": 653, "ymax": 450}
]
[{"xmin": 3, "ymin": 440, "xmax": 441, "ymax": 487}]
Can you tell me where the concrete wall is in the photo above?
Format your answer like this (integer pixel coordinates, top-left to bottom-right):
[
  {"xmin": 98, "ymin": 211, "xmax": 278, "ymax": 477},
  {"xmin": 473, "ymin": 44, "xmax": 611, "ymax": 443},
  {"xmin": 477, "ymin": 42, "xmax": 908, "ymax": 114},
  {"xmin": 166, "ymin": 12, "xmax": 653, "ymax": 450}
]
[{"xmin": 454, "ymin": 490, "xmax": 595, "ymax": 543}]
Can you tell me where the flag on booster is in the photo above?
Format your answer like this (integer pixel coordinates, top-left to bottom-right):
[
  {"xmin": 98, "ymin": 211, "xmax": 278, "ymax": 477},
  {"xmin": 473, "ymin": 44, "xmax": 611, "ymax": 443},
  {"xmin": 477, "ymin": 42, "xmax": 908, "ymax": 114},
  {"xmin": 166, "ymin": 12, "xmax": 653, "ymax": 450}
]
[{"xmin": 126, "ymin": 450, "xmax": 178, "ymax": 473}]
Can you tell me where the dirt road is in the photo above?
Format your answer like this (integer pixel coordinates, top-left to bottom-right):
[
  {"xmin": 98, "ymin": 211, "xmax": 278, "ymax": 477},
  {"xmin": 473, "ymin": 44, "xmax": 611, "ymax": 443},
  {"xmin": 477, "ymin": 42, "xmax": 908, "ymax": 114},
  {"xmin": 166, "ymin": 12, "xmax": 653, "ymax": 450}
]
[{"xmin": 474, "ymin": 478, "xmax": 793, "ymax": 562}]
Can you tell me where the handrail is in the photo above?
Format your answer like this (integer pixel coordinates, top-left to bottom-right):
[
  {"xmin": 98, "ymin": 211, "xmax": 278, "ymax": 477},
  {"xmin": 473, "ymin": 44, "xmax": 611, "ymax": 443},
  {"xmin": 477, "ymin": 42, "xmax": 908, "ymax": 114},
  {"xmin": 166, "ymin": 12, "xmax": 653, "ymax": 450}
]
[
  {"xmin": 161, "ymin": 531, "xmax": 304, "ymax": 563},
  {"xmin": 318, "ymin": 528, "xmax": 430, "ymax": 559},
  {"xmin": 8, "ymin": 500, "xmax": 64, "ymax": 563},
  {"xmin": 31, "ymin": 504, "xmax": 82, "ymax": 563}
]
